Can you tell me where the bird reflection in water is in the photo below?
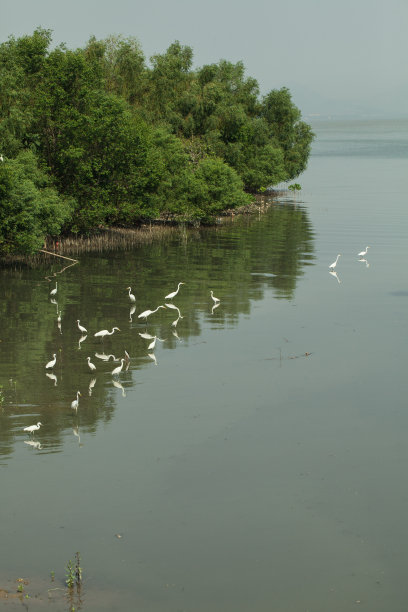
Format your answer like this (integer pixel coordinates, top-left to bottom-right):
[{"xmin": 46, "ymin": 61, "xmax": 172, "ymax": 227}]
[
  {"xmin": 359, "ymin": 258, "xmax": 370, "ymax": 268},
  {"xmin": 129, "ymin": 304, "xmax": 136, "ymax": 322},
  {"xmin": 95, "ymin": 352, "xmax": 118, "ymax": 362},
  {"xmin": 148, "ymin": 352, "xmax": 158, "ymax": 366},
  {"xmin": 112, "ymin": 380, "xmax": 126, "ymax": 397},
  {"xmin": 78, "ymin": 334, "xmax": 87, "ymax": 350},
  {"xmin": 211, "ymin": 301, "xmax": 221, "ymax": 315},
  {"xmin": 72, "ymin": 426, "xmax": 83, "ymax": 447},
  {"xmin": 172, "ymin": 329, "xmax": 182, "ymax": 342},
  {"xmin": 329, "ymin": 270, "xmax": 341, "ymax": 284},
  {"xmin": 88, "ymin": 377, "xmax": 96, "ymax": 396},
  {"xmin": 46, "ymin": 372, "xmax": 58, "ymax": 386},
  {"xmin": 24, "ymin": 440, "xmax": 42, "ymax": 450},
  {"xmin": 139, "ymin": 332, "xmax": 155, "ymax": 340}
]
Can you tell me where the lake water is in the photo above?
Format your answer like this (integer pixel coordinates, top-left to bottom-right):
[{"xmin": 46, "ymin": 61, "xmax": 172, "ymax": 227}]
[{"xmin": 0, "ymin": 118, "xmax": 407, "ymax": 611}]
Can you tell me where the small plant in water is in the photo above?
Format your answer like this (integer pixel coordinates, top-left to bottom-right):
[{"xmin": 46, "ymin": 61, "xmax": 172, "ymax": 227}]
[{"xmin": 65, "ymin": 552, "xmax": 82, "ymax": 589}]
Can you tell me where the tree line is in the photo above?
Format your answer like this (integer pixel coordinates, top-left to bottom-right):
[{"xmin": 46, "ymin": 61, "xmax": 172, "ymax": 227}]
[{"xmin": 0, "ymin": 28, "xmax": 314, "ymax": 255}]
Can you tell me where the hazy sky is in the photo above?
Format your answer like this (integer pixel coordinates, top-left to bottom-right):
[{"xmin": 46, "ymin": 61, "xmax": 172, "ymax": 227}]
[{"xmin": 2, "ymin": 0, "xmax": 407, "ymax": 117}]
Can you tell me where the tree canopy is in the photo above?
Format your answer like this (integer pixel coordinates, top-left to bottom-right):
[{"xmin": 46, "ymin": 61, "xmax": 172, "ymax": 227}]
[{"xmin": 0, "ymin": 29, "xmax": 314, "ymax": 255}]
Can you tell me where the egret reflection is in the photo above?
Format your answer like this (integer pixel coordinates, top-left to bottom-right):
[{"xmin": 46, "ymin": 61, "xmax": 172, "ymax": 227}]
[
  {"xmin": 211, "ymin": 302, "xmax": 221, "ymax": 315},
  {"xmin": 359, "ymin": 258, "xmax": 370, "ymax": 268},
  {"xmin": 129, "ymin": 305, "xmax": 136, "ymax": 322},
  {"xmin": 46, "ymin": 372, "xmax": 58, "ymax": 386},
  {"xmin": 148, "ymin": 352, "xmax": 158, "ymax": 366},
  {"xmin": 24, "ymin": 440, "xmax": 42, "ymax": 450},
  {"xmin": 329, "ymin": 270, "xmax": 341, "ymax": 284},
  {"xmin": 165, "ymin": 303, "xmax": 183, "ymax": 319},
  {"xmin": 78, "ymin": 334, "xmax": 87, "ymax": 349},
  {"xmin": 88, "ymin": 377, "xmax": 96, "ymax": 396},
  {"xmin": 112, "ymin": 380, "xmax": 126, "ymax": 397}
]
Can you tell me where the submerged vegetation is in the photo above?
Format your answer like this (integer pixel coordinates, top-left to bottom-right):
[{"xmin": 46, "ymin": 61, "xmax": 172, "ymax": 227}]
[{"xmin": 0, "ymin": 28, "xmax": 314, "ymax": 256}]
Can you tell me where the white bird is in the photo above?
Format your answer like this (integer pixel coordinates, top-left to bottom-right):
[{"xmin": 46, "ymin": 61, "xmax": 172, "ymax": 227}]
[
  {"xmin": 45, "ymin": 353, "xmax": 57, "ymax": 369},
  {"xmin": 50, "ymin": 282, "xmax": 58, "ymax": 297},
  {"xmin": 126, "ymin": 287, "xmax": 136, "ymax": 303},
  {"xmin": 165, "ymin": 282, "xmax": 185, "ymax": 300},
  {"xmin": 94, "ymin": 326, "xmax": 120, "ymax": 339},
  {"xmin": 77, "ymin": 320, "xmax": 87, "ymax": 334},
  {"xmin": 71, "ymin": 391, "xmax": 81, "ymax": 412},
  {"xmin": 0, "ymin": 154, "xmax": 4, "ymax": 162},
  {"xmin": 23, "ymin": 422, "xmax": 42, "ymax": 435},
  {"xmin": 148, "ymin": 337, "xmax": 157, "ymax": 351},
  {"xmin": 358, "ymin": 246, "xmax": 370, "ymax": 257},
  {"xmin": 138, "ymin": 305, "xmax": 166, "ymax": 322},
  {"xmin": 210, "ymin": 290, "xmax": 220, "ymax": 304},
  {"xmin": 112, "ymin": 358, "xmax": 125, "ymax": 377},
  {"xmin": 87, "ymin": 356, "xmax": 96, "ymax": 371},
  {"xmin": 329, "ymin": 254, "xmax": 341, "ymax": 270}
]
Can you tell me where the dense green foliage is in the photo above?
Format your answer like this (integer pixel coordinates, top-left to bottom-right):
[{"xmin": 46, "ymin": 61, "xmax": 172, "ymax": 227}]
[{"xmin": 0, "ymin": 29, "xmax": 314, "ymax": 255}]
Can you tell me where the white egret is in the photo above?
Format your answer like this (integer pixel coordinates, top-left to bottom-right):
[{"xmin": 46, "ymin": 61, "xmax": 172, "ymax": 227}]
[
  {"xmin": 94, "ymin": 326, "xmax": 120, "ymax": 340},
  {"xmin": 71, "ymin": 391, "xmax": 81, "ymax": 412},
  {"xmin": 77, "ymin": 320, "xmax": 87, "ymax": 334},
  {"xmin": 138, "ymin": 305, "xmax": 166, "ymax": 322},
  {"xmin": 210, "ymin": 290, "xmax": 220, "ymax": 304},
  {"xmin": 165, "ymin": 282, "xmax": 185, "ymax": 300},
  {"xmin": 23, "ymin": 422, "xmax": 42, "ymax": 435},
  {"xmin": 0, "ymin": 154, "xmax": 4, "ymax": 162},
  {"xmin": 87, "ymin": 356, "xmax": 96, "ymax": 371},
  {"xmin": 45, "ymin": 353, "xmax": 57, "ymax": 369},
  {"xmin": 50, "ymin": 282, "xmax": 58, "ymax": 297},
  {"xmin": 148, "ymin": 337, "xmax": 157, "ymax": 351},
  {"xmin": 329, "ymin": 254, "xmax": 341, "ymax": 270},
  {"xmin": 112, "ymin": 358, "xmax": 125, "ymax": 377},
  {"xmin": 358, "ymin": 246, "xmax": 370, "ymax": 257},
  {"xmin": 126, "ymin": 287, "xmax": 136, "ymax": 303}
]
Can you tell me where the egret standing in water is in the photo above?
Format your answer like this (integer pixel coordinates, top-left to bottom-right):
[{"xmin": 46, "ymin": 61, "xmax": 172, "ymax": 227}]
[
  {"xmin": 45, "ymin": 353, "xmax": 57, "ymax": 369},
  {"xmin": 71, "ymin": 391, "xmax": 81, "ymax": 412},
  {"xmin": 329, "ymin": 254, "xmax": 341, "ymax": 270},
  {"xmin": 126, "ymin": 287, "xmax": 136, "ymax": 303},
  {"xmin": 87, "ymin": 356, "xmax": 96, "ymax": 371},
  {"xmin": 77, "ymin": 320, "xmax": 88, "ymax": 334},
  {"xmin": 23, "ymin": 422, "xmax": 42, "ymax": 435},
  {"xmin": 112, "ymin": 358, "xmax": 125, "ymax": 377},
  {"xmin": 50, "ymin": 282, "xmax": 58, "ymax": 297},
  {"xmin": 210, "ymin": 290, "xmax": 220, "ymax": 304},
  {"xmin": 358, "ymin": 246, "xmax": 370, "ymax": 257},
  {"xmin": 94, "ymin": 326, "xmax": 120, "ymax": 340},
  {"xmin": 165, "ymin": 282, "xmax": 185, "ymax": 301},
  {"xmin": 138, "ymin": 305, "xmax": 166, "ymax": 322}
]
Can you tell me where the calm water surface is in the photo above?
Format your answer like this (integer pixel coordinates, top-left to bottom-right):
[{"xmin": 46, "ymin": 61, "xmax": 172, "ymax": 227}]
[{"xmin": 0, "ymin": 119, "xmax": 407, "ymax": 611}]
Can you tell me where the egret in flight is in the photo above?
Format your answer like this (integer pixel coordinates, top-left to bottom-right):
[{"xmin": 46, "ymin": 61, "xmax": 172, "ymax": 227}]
[
  {"xmin": 329, "ymin": 254, "xmax": 341, "ymax": 270},
  {"xmin": 50, "ymin": 282, "xmax": 58, "ymax": 297},
  {"xmin": 94, "ymin": 326, "xmax": 120, "ymax": 340},
  {"xmin": 87, "ymin": 356, "xmax": 96, "ymax": 371},
  {"xmin": 358, "ymin": 246, "xmax": 370, "ymax": 257},
  {"xmin": 77, "ymin": 320, "xmax": 87, "ymax": 334},
  {"xmin": 112, "ymin": 358, "xmax": 125, "ymax": 377},
  {"xmin": 23, "ymin": 422, "xmax": 42, "ymax": 435},
  {"xmin": 165, "ymin": 282, "xmax": 185, "ymax": 301},
  {"xmin": 210, "ymin": 290, "xmax": 220, "ymax": 304},
  {"xmin": 138, "ymin": 305, "xmax": 166, "ymax": 322},
  {"xmin": 71, "ymin": 391, "xmax": 81, "ymax": 412},
  {"xmin": 45, "ymin": 354, "xmax": 57, "ymax": 369},
  {"xmin": 126, "ymin": 287, "xmax": 136, "ymax": 303}
]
